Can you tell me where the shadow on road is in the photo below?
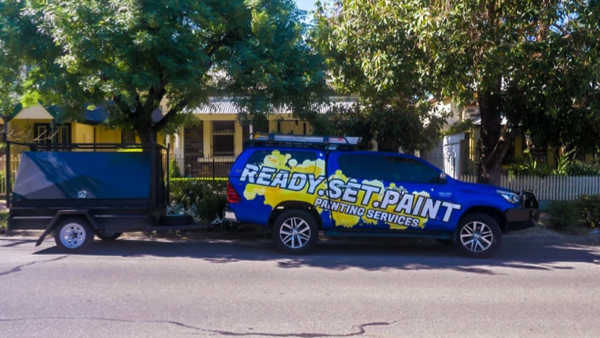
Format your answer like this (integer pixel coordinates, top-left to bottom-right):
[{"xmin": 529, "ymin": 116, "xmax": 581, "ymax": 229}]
[{"xmin": 19, "ymin": 233, "xmax": 600, "ymax": 275}]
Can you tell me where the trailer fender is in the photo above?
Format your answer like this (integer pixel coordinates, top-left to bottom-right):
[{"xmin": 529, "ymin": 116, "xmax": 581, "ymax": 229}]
[{"xmin": 35, "ymin": 210, "xmax": 98, "ymax": 247}]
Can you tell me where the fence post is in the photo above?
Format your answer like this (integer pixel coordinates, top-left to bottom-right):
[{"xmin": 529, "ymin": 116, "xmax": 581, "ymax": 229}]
[{"xmin": 212, "ymin": 157, "xmax": 215, "ymax": 181}]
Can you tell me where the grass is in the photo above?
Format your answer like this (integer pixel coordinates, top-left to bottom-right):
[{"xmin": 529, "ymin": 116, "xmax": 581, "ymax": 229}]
[{"xmin": 0, "ymin": 210, "xmax": 8, "ymax": 234}]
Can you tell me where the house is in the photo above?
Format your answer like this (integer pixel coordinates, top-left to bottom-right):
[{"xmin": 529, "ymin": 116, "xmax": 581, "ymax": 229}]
[
  {"xmin": 169, "ymin": 97, "xmax": 358, "ymax": 177},
  {"xmin": 1, "ymin": 103, "xmax": 166, "ymax": 152}
]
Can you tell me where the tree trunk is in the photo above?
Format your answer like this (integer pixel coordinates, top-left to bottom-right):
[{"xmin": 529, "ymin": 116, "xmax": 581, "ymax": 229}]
[
  {"xmin": 477, "ymin": 85, "xmax": 509, "ymax": 186},
  {"xmin": 135, "ymin": 125, "xmax": 157, "ymax": 147}
]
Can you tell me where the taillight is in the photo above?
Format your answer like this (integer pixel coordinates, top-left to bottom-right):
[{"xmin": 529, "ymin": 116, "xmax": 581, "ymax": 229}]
[{"xmin": 227, "ymin": 182, "xmax": 241, "ymax": 203}]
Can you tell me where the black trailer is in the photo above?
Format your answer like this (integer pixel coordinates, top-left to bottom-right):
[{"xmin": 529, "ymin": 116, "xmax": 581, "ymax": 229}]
[{"xmin": 2, "ymin": 135, "xmax": 211, "ymax": 252}]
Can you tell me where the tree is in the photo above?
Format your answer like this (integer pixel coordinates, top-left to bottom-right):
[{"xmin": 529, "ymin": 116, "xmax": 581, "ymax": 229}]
[
  {"xmin": 310, "ymin": 1, "xmax": 449, "ymax": 153},
  {"xmin": 419, "ymin": 0, "xmax": 600, "ymax": 184},
  {"xmin": 314, "ymin": 0, "xmax": 600, "ymax": 184},
  {"xmin": 0, "ymin": 0, "xmax": 328, "ymax": 144}
]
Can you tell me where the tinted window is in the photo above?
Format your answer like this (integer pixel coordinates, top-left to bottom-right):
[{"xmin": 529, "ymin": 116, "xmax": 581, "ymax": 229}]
[
  {"xmin": 245, "ymin": 150, "xmax": 318, "ymax": 172},
  {"xmin": 337, "ymin": 154, "xmax": 385, "ymax": 180},
  {"xmin": 337, "ymin": 154, "xmax": 440, "ymax": 183},
  {"xmin": 384, "ymin": 156, "xmax": 440, "ymax": 183}
]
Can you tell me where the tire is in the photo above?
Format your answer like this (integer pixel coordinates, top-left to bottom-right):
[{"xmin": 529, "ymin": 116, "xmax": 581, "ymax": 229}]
[
  {"xmin": 95, "ymin": 232, "xmax": 122, "ymax": 241},
  {"xmin": 53, "ymin": 217, "xmax": 94, "ymax": 253},
  {"xmin": 272, "ymin": 210, "xmax": 319, "ymax": 255},
  {"xmin": 455, "ymin": 213, "xmax": 502, "ymax": 259},
  {"xmin": 436, "ymin": 239, "xmax": 455, "ymax": 247}
]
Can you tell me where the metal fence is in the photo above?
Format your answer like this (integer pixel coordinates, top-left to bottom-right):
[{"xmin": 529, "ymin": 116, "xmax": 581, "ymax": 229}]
[
  {"xmin": 0, "ymin": 155, "xmax": 20, "ymax": 199},
  {"xmin": 170, "ymin": 155, "xmax": 236, "ymax": 179}
]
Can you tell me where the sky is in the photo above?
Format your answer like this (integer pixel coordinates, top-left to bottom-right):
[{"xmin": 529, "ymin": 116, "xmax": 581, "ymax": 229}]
[{"xmin": 296, "ymin": 0, "xmax": 317, "ymax": 12}]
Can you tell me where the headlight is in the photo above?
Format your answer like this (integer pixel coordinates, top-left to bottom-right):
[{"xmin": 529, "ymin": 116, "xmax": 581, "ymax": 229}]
[{"xmin": 498, "ymin": 190, "xmax": 520, "ymax": 204}]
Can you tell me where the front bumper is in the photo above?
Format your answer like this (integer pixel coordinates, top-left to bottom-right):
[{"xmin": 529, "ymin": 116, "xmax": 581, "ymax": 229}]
[{"xmin": 504, "ymin": 190, "xmax": 540, "ymax": 231}]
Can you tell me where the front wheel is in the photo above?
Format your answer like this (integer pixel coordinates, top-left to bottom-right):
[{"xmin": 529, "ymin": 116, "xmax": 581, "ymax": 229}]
[
  {"xmin": 272, "ymin": 210, "xmax": 319, "ymax": 255},
  {"xmin": 53, "ymin": 217, "xmax": 94, "ymax": 253},
  {"xmin": 455, "ymin": 213, "xmax": 502, "ymax": 259}
]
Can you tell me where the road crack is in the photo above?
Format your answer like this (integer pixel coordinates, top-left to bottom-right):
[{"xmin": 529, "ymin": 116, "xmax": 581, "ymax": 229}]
[
  {"xmin": 0, "ymin": 316, "xmax": 399, "ymax": 337},
  {"xmin": 0, "ymin": 256, "xmax": 68, "ymax": 277}
]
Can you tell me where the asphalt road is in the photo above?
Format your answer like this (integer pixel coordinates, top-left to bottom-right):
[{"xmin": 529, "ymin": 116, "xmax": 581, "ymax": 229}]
[{"xmin": 1, "ymin": 234, "xmax": 599, "ymax": 338}]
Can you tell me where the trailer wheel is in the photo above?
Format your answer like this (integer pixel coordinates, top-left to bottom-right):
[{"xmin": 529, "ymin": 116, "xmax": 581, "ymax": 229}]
[
  {"xmin": 53, "ymin": 217, "xmax": 94, "ymax": 253},
  {"xmin": 95, "ymin": 232, "xmax": 122, "ymax": 241}
]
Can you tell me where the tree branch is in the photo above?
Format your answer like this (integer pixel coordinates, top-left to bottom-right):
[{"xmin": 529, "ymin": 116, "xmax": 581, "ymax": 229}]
[{"xmin": 152, "ymin": 99, "xmax": 188, "ymax": 131}]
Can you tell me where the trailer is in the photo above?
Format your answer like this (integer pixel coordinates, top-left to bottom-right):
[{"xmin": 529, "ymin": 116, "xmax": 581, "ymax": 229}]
[{"xmin": 2, "ymin": 135, "xmax": 212, "ymax": 253}]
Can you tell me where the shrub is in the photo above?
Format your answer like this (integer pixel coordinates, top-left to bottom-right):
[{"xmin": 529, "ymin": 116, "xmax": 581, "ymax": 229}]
[
  {"xmin": 168, "ymin": 178, "xmax": 228, "ymax": 222},
  {"xmin": 547, "ymin": 200, "xmax": 580, "ymax": 231},
  {"xmin": 575, "ymin": 195, "xmax": 600, "ymax": 228},
  {"xmin": 169, "ymin": 159, "xmax": 182, "ymax": 178},
  {"xmin": 564, "ymin": 161, "xmax": 600, "ymax": 176}
]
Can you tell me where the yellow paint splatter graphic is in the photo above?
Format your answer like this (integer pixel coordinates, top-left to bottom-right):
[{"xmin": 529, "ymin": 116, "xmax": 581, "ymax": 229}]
[
  {"xmin": 325, "ymin": 170, "xmax": 430, "ymax": 229},
  {"xmin": 243, "ymin": 150, "xmax": 327, "ymax": 212}
]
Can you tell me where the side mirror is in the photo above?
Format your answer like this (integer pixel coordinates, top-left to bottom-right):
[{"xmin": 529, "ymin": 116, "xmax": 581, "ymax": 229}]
[{"xmin": 438, "ymin": 173, "xmax": 447, "ymax": 184}]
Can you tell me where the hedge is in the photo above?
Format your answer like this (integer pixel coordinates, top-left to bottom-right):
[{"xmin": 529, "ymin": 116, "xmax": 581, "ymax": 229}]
[
  {"xmin": 168, "ymin": 178, "xmax": 228, "ymax": 223},
  {"xmin": 547, "ymin": 194, "xmax": 600, "ymax": 232}
]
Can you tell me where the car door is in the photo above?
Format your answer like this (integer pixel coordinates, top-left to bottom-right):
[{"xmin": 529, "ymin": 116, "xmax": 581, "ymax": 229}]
[
  {"xmin": 324, "ymin": 152, "xmax": 392, "ymax": 230},
  {"xmin": 380, "ymin": 154, "xmax": 459, "ymax": 231}
]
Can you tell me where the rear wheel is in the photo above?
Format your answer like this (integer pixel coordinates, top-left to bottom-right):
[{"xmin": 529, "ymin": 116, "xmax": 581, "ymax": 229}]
[
  {"xmin": 272, "ymin": 210, "xmax": 319, "ymax": 255},
  {"xmin": 53, "ymin": 217, "xmax": 94, "ymax": 253},
  {"xmin": 455, "ymin": 213, "xmax": 502, "ymax": 258}
]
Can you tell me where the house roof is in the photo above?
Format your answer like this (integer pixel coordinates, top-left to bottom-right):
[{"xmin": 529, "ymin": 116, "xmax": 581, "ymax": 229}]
[
  {"xmin": 187, "ymin": 97, "xmax": 357, "ymax": 115},
  {"xmin": 5, "ymin": 101, "xmax": 165, "ymax": 125},
  {"xmin": 473, "ymin": 117, "xmax": 508, "ymax": 126}
]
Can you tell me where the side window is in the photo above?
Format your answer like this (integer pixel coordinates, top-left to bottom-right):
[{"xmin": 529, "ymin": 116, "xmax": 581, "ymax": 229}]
[
  {"xmin": 384, "ymin": 156, "xmax": 440, "ymax": 183},
  {"xmin": 337, "ymin": 154, "xmax": 385, "ymax": 180},
  {"xmin": 245, "ymin": 150, "xmax": 318, "ymax": 172}
]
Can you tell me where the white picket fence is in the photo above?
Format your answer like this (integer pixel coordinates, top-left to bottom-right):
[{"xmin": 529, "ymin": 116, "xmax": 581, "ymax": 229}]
[{"xmin": 459, "ymin": 175, "xmax": 600, "ymax": 201}]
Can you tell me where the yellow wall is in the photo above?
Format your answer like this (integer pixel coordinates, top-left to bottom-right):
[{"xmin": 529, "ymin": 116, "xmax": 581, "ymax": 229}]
[
  {"xmin": 96, "ymin": 127, "xmax": 121, "ymax": 143},
  {"xmin": 514, "ymin": 136, "xmax": 523, "ymax": 159},
  {"xmin": 72, "ymin": 123, "xmax": 94, "ymax": 143}
]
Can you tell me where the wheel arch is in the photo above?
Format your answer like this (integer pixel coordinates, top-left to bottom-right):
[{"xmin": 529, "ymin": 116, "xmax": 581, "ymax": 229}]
[
  {"xmin": 458, "ymin": 206, "xmax": 508, "ymax": 232},
  {"xmin": 35, "ymin": 210, "xmax": 98, "ymax": 247},
  {"xmin": 268, "ymin": 201, "xmax": 322, "ymax": 231}
]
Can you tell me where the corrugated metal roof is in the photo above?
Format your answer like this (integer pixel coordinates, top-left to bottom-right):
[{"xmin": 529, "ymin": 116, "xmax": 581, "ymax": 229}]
[{"xmin": 188, "ymin": 99, "xmax": 357, "ymax": 115}]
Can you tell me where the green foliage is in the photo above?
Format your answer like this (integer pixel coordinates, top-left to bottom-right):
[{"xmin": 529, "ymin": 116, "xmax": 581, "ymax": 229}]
[
  {"xmin": 311, "ymin": 1, "xmax": 449, "ymax": 152},
  {"xmin": 547, "ymin": 195, "xmax": 600, "ymax": 232},
  {"xmin": 1, "ymin": 0, "xmax": 327, "ymax": 142},
  {"xmin": 547, "ymin": 200, "xmax": 580, "ymax": 231},
  {"xmin": 0, "ymin": 210, "xmax": 8, "ymax": 233},
  {"xmin": 507, "ymin": 155, "xmax": 600, "ymax": 178},
  {"xmin": 313, "ymin": 1, "xmax": 600, "ymax": 182},
  {"xmin": 575, "ymin": 195, "xmax": 600, "ymax": 228},
  {"xmin": 563, "ymin": 161, "xmax": 600, "ymax": 177},
  {"xmin": 444, "ymin": 120, "xmax": 476, "ymax": 136},
  {"xmin": 168, "ymin": 178, "xmax": 227, "ymax": 223},
  {"xmin": 169, "ymin": 159, "xmax": 182, "ymax": 179},
  {"xmin": 169, "ymin": 178, "xmax": 226, "ymax": 208},
  {"xmin": 506, "ymin": 154, "xmax": 553, "ymax": 178}
]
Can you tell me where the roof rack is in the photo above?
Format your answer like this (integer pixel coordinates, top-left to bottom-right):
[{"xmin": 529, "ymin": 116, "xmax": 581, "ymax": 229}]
[{"xmin": 244, "ymin": 133, "xmax": 362, "ymax": 151}]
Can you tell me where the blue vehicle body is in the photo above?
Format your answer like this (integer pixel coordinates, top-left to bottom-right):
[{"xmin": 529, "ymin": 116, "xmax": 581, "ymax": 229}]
[{"xmin": 224, "ymin": 134, "xmax": 539, "ymax": 256}]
